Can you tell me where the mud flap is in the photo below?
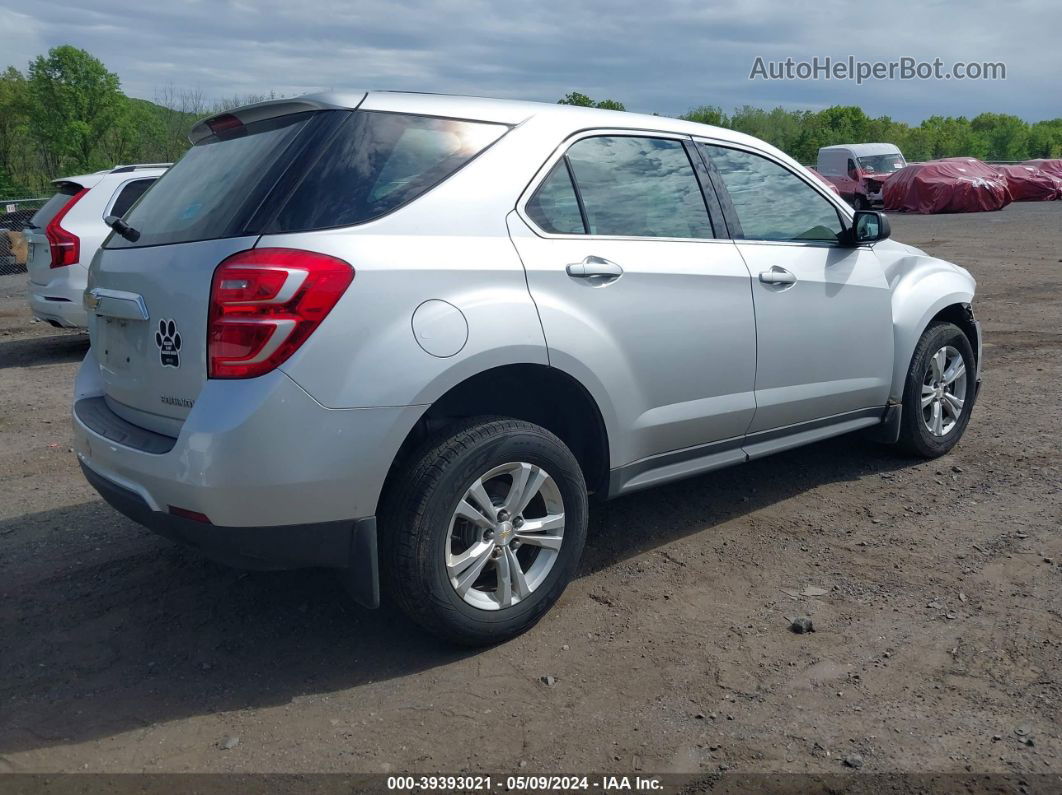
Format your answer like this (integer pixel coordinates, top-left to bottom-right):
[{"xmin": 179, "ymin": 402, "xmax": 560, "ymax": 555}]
[
  {"xmin": 866, "ymin": 403, "xmax": 902, "ymax": 444},
  {"xmin": 340, "ymin": 517, "xmax": 380, "ymax": 609}
]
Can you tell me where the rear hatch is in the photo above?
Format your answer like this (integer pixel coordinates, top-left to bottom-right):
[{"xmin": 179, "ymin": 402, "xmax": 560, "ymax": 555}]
[
  {"xmin": 88, "ymin": 105, "xmax": 344, "ymax": 435},
  {"xmin": 26, "ymin": 183, "xmax": 84, "ymax": 285},
  {"xmin": 88, "ymin": 93, "xmax": 509, "ymax": 436}
]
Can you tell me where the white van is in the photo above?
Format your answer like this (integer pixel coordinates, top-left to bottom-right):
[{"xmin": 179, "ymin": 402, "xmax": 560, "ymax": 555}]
[{"xmin": 816, "ymin": 144, "xmax": 906, "ymax": 208}]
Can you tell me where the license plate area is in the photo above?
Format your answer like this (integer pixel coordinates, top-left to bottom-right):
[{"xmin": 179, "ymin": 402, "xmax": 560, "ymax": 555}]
[{"xmin": 98, "ymin": 317, "xmax": 145, "ymax": 374}]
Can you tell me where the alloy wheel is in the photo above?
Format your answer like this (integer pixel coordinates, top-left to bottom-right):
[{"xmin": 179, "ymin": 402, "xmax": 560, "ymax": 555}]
[
  {"xmin": 445, "ymin": 462, "xmax": 565, "ymax": 611},
  {"xmin": 921, "ymin": 345, "xmax": 967, "ymax": 437}
]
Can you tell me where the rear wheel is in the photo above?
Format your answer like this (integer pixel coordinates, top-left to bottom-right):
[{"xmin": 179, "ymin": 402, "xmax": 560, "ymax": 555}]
[
  {"xmin": 896, "ymin": 321, "xmax": 976, "ymax": 457},
  {"xmin": 381, "ymin": 418, "xmax": 588, "ymax": 645}
]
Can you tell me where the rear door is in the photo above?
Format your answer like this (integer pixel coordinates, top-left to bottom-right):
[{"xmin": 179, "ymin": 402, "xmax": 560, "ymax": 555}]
[
  {"xmin": 697, "ymin": 142, "xmax": 893, "ymax": 436},
  {"xmin": 509, "ymin": 132, "xmax": 757, "ymax": 477}
]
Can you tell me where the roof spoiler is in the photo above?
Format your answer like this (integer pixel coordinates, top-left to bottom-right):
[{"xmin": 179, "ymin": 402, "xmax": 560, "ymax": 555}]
[
  {"xmin": 111, "ymin": 163, "xmax": 173, "ymax": 173},
  {"xmin": 188, "ymin": 93, "xmax": 367, "ymax": 144}
]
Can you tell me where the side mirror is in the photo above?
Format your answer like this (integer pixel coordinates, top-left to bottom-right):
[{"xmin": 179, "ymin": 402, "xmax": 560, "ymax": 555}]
[{"xmin": 846, "ymin": 210, "xmax": 891, "ymax": 245}]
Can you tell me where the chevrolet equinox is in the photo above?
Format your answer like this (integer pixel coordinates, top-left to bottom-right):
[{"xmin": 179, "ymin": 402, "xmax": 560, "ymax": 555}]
[{"xmin": 74, "ymin": 92, "xmax": 981, "ymax": 644}]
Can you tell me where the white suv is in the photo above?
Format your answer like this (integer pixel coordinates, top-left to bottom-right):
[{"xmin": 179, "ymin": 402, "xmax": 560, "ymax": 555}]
[{"xmin": 25, "ymin": 164, "xmax": 168, "ymax": 328}]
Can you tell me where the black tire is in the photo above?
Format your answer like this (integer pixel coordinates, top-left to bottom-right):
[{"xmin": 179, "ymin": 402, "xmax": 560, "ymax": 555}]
[
  {"xmin": 851, "ymin": 195, "xmax": 869, "ymax": 210},
  {"xmin": 380, "ymin": 417, "xmax": 588, "ymax": 646},
  {"xmin": 896, "ymin": 321, "xmax": 977, "ymax": 457}
]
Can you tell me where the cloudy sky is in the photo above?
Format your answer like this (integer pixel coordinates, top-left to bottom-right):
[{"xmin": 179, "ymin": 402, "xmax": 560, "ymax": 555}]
[{"xmin": 3, "ymin": 0, "xmax": 1059, "ymax": 122}]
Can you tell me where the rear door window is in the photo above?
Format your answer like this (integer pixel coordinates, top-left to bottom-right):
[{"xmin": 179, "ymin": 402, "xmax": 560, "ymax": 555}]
[
  {"xmin": 564, "ymin": 136, "xmax": 714, "ymax": 239},
  {"xmin": 269, "ymin": 112, "xmax": 507, "ymax": 233},
  {"xmin": 108, "ymin": 178, "xmax": 156, "ymax": 218}
]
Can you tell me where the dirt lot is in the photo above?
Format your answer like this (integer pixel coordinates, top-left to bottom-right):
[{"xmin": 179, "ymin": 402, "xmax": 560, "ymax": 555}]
[{"xmin": 0, "ymin": 203, "xmax": 1059, "ymax": 781}]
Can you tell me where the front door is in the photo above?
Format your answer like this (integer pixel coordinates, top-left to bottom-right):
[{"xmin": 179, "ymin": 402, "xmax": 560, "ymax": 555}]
[{"xmin": 698, "ymin": 142, "xmax": 894, "ymax": 435}]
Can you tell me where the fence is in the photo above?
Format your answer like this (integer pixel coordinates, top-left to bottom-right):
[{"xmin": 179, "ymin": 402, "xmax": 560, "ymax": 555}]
[{"xmin": 0, "ymin": 198, "xmax": 47, "ymax": 277}]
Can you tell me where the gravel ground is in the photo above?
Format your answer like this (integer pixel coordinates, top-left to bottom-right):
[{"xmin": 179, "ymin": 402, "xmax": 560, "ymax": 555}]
[{"xmin": 0, "ymin": 203, "xmax": 1059, "ymax": 781}]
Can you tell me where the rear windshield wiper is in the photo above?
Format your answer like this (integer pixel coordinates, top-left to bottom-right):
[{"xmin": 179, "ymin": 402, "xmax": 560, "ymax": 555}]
[{"xmin": 104, "ymin": 215, "xmax": 141, "ymax": 243}]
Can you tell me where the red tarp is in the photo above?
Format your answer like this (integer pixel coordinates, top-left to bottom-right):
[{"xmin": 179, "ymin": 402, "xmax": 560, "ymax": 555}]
[
  {"xmin": 883, "ymin": 158, "xmax": 1012, "ymax": 214},
  {"xmin": 1022, "ymin": 159, "xmax": 1062, "ymax": 181},
  {"xmin": 807, "ymin": 167, "xmax": 841, "ymax": 196},
  {"xmin": 999, "ymin": 164, "xmax": 1062, "ymax": 201}
]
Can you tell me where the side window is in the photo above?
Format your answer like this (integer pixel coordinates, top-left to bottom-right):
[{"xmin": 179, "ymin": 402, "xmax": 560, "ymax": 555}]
[
  {"xmin": 701, "ymin": 144, "xmax": 844, "ymax": 243},
  {"xmin": 564, "ymin": 136, "xmax": 713, "ymax": 239},
  {"xmin": 525, "ymin": 161, "xmax": 585, "ymax": 234},
  {"xmin": 109, "ymin": 179, "xmax": 155, "ymax": 218}
]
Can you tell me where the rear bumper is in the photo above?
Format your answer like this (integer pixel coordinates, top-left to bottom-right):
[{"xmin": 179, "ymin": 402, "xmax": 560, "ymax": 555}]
[
  {"xmin": 80, "ymin": 459, "xmax": 379, "ymax": 606},
  {"xmin": 28, "ymin": 265, "xmax": 89, "ymax": 327},
  {"xmin": 80, "ymin": 456, "xmax": 364, "ymax": 568},
  {"xmin": 73, "ymin": 348, "xmax": 424, "ymax": 600},
  {"xmin": 29, "ymin": 285, "xmax": 88, "ymax": 328},
  {"xmin": 73, "ymin": 349, "xmax": 422, "ymax": 525}
]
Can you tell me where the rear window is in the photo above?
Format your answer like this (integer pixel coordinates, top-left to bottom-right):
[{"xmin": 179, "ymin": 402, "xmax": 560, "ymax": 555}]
[
  {"xmin": 268, "ymin": 112, "xmax": 507, "ymax": 233},
  {"xmin": 105, "ymin": 109, "xmax": 506, "ymax": 249},
  {"xmin": 106, "ymin": 113, "xmax": 314, "ymax": 249},
  {"xmin": 28, "ymin": 184, "xmax": 81, "ymax": 229}
]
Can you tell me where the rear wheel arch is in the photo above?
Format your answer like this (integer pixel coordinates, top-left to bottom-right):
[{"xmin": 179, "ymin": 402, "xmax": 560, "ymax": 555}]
[{"xmin": 377, "ymin": 364, "xmax": 611, "ymax": 511}]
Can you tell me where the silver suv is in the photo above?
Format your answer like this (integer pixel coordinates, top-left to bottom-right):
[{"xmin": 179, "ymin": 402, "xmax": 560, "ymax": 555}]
[{"xmin": 74, "ymin": 92, "xmax": 980, "ymax": 644}]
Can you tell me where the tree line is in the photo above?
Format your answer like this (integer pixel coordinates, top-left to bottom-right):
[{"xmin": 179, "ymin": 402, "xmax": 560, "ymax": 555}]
[
  {"xmin": 2, "ymin": 48, "xmax": 1060, "ymax": 198},
  {"xmin": 560, "ymin": 92, "xmax": 1062, "ymax": 166},
  {"xmin": 0, "ymin": 46, "xmax": 278, "ymax": 196}
]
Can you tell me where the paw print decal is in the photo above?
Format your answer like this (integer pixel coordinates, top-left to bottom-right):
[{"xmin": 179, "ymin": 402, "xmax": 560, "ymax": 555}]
[{"xmin": 155, "ymin": 319, "xmax": 182, "ymax": 368}]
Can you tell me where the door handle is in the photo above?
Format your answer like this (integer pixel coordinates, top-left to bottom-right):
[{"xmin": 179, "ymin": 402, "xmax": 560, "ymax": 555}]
[
  {"xmin": 566, "ymin": 256, "xmax": 623, "ymax": 281},
  {"xmin": 758, "ymin": 267, "xmax": 797, "ymax": 286}
]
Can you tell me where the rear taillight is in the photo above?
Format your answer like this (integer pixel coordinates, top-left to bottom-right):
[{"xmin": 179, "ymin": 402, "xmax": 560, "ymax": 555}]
[
  {"xmin": 46, "ymin": 187, "xmax": 88, "ymax": 268},
  {"xmin": 208, "ymin": 248, "xmax": 354, "ymax": 379}
]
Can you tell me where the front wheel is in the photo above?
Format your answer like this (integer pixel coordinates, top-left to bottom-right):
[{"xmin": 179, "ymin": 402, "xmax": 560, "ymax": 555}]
[
  {"xmin": 381, "ymin": 418, "xmax": 588, "ymax": 645},
  {"xmin": 896, "ymin": 321, "xmax": 977, "ymax": 457}
]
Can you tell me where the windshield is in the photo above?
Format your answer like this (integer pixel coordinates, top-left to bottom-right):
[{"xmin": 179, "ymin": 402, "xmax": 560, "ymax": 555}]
[{"xmin": 858, "ymin": 154, "xmax": 906, "ymax": 173}]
